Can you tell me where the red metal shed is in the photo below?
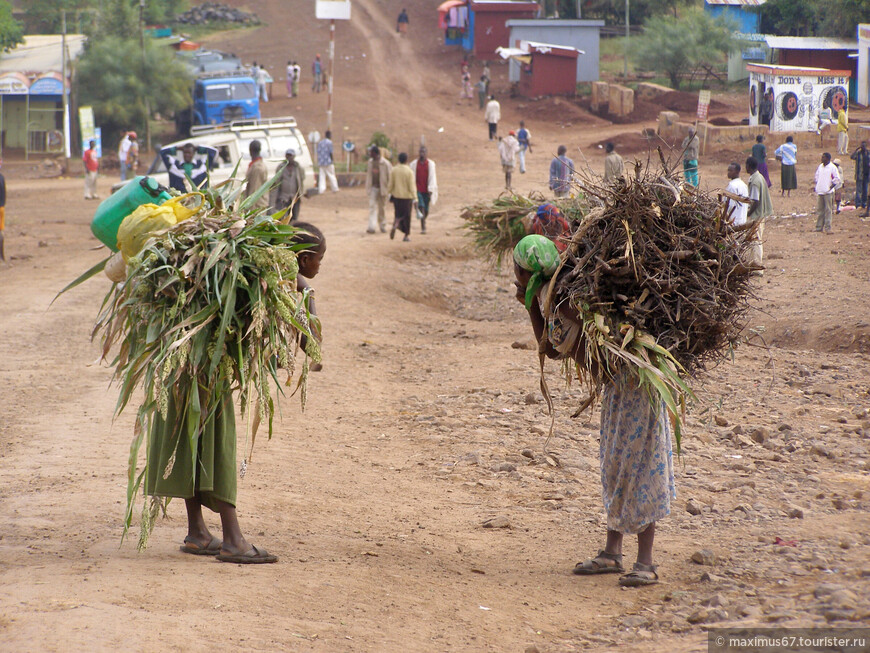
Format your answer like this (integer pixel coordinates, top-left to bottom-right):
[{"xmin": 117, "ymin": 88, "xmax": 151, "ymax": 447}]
[
  {"xmin": 469, "ymin": 1, "xmax": 539, "ymax": 58},
  {"xmin": 499, "ymin": 41, "xmax": 580, "ymax": 97}
]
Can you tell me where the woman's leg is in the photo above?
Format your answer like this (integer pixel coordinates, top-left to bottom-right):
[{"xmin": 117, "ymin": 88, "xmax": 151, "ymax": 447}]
[
  {"xmin": 605, "ymin": 529, "xmax": 623, "ymax": 556},
  {"xmin": 636, "ymin": 522, "xmax": 655, "ymax": 566},
  {"xmin": 215, "ymin": 498, "xmax": 249, "ymax": 554},
  {"xmin": 184, "ymin": 496, "xmax": 217, "ymax": 547}
]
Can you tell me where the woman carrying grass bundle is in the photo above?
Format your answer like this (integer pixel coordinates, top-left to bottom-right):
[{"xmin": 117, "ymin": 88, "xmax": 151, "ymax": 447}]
[{"xmin": 512, "ymin": 235, "xmax": 674, "ymax": 587}]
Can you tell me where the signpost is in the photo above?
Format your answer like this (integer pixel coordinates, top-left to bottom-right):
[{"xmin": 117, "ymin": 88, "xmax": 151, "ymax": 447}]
[
  {"xmin": 315, "ymin": 0, "xmax": 352, "ymax": 131},
  {"xmin": 697, "ymin": 89, "xmax": 711, "ymax": 154}
]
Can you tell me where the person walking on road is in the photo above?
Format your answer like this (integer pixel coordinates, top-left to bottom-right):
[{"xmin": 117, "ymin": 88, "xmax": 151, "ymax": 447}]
[
  {"xmin": 270, "ymin": 148, "xmax": 305, "ymax": 222},
  {"xmin": 549, "ymin": 145, "xmax": 574, "ymax": 198},
  {"xmin": 388, "ymin": 152, "xmax": 416, "ymax": 242},
  {"xmin": 286, "ymin": 61, "xmax": 296, "ymax": 97},
  {"xmin": 83, "ymin": 139, "xmax": 100, "ymax": 200},
  {"xmin": 316, "ymin": 130, "xmax": 340, "ymax": 194},
  {"xmin": 410, "ymin": 146, "xmax": 438, "ymax": 234},
  {"xmin": 850, "ymin": 141, "xmax": 870, "ymax": 217},
  {"xmin": 118, "ymin": 131, "xmax": 133, "ymax": 181},
  {"xmin": 243, "ymin": 140, "xmax": 270, "ymax": 211},
  {"xmin": 365, "ymin": 145, "xmax": 392, "ymax": 234},
  {"xmin": 396, "ymin": 8, "xmax": 409, "ymax": 34},
  {"xmin": 312, "ymin": 55, "xmax": 323, "ymax": 93},
  {"xmin": 498, "ymin": 132, "xmax": 520, "ymax": 191},
  {"xmin": 813, "ymin": 153, "xmax": 840, "ymax": 234},
  {"xmin": 476, "ymin": 75, "xmax": 488, "ymax": 110},
  {"xmin": 485, "ymin": 95, "xmax": 500, "ymax": 141},
  {"xmin": 0, "ymin": 160, "xmax": 5, "ymax": 262},
  {"xmin": 517, "ymin": 120, "xmax": 531, "ymax": 174},
  {"xmin": 603, "ymin": 142, "xmax": 624, "ymax": 183},
  {"xmin": 745, "ymin": 157, "xmax": 772, "ymax": 272},
  {"xmin": 681, "ymin": 127, "xmax": 700, "ymax": 187}
]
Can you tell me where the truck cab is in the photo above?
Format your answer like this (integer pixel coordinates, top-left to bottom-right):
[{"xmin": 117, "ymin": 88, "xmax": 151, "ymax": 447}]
[{"xmin": 175, "ymin": 50, "xmax": 260, "ymax": 135}]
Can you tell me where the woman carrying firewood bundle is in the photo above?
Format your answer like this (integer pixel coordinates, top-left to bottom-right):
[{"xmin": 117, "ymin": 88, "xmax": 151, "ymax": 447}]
[{"xmin": 512, "ymin": 235, "xmax": 674, "ymax": 587}]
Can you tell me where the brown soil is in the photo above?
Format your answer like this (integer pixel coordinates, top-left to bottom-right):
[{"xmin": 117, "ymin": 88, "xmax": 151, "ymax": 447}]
[{"xmin": 2, "ymin": 1, "xmax": 870, "ymax": 651}]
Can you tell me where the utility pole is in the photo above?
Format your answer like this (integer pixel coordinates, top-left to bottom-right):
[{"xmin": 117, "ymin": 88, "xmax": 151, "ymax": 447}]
[
  {"xmin": 623, "ymin": 0, "xmax": 629, "ymax": 77},
  {"xmin": 326, "ymin": 19, "xmax": 335, "ymax": 131},
  {"xmin": 139, "ymin": 0, "xmax": 151, "ymax": 152},
  {"xmin": 61, "ymin": 10, "xmax": 71, "ymax": 163}
]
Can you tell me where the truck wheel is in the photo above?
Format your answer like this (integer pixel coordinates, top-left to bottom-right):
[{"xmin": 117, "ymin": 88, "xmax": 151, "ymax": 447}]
[{"xmin": 776, "ymin": 92, "xmax": 799, "ymax": 121}]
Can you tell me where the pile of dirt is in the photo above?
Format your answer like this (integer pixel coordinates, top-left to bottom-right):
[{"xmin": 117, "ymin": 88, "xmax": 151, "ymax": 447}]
[{"xmin": 514, "ymin": 96, "xmax": 610, "ymax": 128}]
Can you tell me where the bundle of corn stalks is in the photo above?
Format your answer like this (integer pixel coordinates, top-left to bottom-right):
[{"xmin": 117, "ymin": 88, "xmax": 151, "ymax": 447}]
[
  {"xmin": 460, "ymin": 192, "xmax": 589, "ymax": 267},
  {"xmin": 540, "ymin": 158, "xmax": 758, "ymax": 451},
  {"xmin": 59, "ymin": 174, "xmax": 320, "ymax": 544}
]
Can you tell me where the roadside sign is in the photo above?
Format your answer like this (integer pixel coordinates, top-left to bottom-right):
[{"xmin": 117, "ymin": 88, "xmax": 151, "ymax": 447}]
[
  {"xmin": 697, "ymin": 90, "xmax": 711, "ymax": 120},
  {"xmin": 316, "ymin": 0, "xmax": 351, "ymax": 20}
]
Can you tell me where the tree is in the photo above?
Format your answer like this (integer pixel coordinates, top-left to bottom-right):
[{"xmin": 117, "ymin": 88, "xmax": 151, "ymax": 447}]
[
  {"xmin": 631, "ymin": 9, "xmax": 741, "ymax": 89},
  {"xmin": 757, "ymin": 0, "xmax": 865, "ymax": 38},
  {"xmin": 22, "ymin": 0, "xmax": 95, "ymax": 35},
  {"xmin": 0, "ymin": 0, "xmax": 24, "ymax": 52},
  {"xmin": 76, "ymin": 35, "xmax": 192, "ymax": 147},
  {"xmin": 581, "ymin": 0, "xmax": 697, "ymax": 25}
]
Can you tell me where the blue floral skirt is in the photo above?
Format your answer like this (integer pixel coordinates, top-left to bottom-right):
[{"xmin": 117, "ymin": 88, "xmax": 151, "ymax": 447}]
[{"xmin": 599, "ymin": 377, "xmax": 675, "ymax": 534}]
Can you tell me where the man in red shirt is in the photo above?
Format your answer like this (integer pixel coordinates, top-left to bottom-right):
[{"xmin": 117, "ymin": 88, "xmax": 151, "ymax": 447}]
[
  {"xmin": 409, "ymin": 146, "xmax": 438, "ymax": 235},
  {"xmin": 83, "ymin": 139, "xmax": 99, "ymax": 199}
]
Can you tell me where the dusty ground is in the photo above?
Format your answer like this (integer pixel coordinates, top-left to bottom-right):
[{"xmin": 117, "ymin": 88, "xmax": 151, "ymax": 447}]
[{"xmin": 1, "ymin": 1, "xmax": 870, "ymax": 651}]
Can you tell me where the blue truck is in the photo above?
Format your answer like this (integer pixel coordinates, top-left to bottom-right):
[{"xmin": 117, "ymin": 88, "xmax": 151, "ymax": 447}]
[{"xmin": 175, "ymin": 50, "xmax": 260, "ymax": 135}]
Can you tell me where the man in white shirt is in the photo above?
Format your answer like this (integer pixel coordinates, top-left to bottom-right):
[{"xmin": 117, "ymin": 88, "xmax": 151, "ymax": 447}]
[
  {"xmin": 724, "ymin": 162, "xmax": 749, "ymax": 226},
  {"xmin": 498, "ymin": 131, "xmax": 519, "ymax": 190},
  {"xmin": 813, "ymin": 152, "xmax": 840, "ymax": 233},
  {"xmin": 484, "ymin": 95, "xmax": 500, "ymax": 141},
  {"xmin": 118, "ymin": 132, "xmax": 132, "ymax": 181}
]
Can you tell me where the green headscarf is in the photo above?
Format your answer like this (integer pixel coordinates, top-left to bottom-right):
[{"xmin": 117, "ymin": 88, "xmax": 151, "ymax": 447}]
[{"xmin": 513, "ymin": 234, "xmax": 560, "ymax": 311}]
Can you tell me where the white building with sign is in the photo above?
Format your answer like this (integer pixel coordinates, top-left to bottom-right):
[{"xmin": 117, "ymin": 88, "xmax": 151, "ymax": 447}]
[{"xmin": 747, "ymin": 63, "xmax": 849, "ymax": 132}]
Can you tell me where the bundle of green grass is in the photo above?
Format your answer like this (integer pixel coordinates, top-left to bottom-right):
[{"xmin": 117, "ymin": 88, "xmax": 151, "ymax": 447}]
[{"xmin": 62, "ymin": 177, "xmax": 320, "ymax": 546}]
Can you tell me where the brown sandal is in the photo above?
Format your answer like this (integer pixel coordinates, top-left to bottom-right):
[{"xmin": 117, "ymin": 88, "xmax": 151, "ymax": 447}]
[
  {"xmin": 572, "ymin": 550, "xmax": 624, "ymax": 575},
  {"xmin": 618, "ymin": 562, "xmax": 659, "ymax": 587}
]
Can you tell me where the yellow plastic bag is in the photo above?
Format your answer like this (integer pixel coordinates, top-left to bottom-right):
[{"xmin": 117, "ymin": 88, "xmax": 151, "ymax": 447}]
[{"xmin": 117, "ymin": 193, "xmax": 203, "ymax": 260}]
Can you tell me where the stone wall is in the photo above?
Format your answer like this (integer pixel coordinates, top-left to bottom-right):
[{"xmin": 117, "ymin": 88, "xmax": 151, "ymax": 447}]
[
  {"xmin": 607, "ymin": 84, "xmax": 634, "ymax": 117},
  {"xmin": 636, "ymin": 82, "xmax": 672, "ymax": 102},
  {"xmin": 591, "ymin": 81, "xmax": 609, "ymax": 111},
  {"xmin": 657, "ymin": 111, "xmax": 860, "ymax": 151}
]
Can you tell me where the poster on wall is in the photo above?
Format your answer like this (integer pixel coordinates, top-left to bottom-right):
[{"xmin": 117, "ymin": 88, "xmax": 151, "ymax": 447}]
[{"xmin": 747, "ymin": 64, "xmax": 850, "ymax": 133}]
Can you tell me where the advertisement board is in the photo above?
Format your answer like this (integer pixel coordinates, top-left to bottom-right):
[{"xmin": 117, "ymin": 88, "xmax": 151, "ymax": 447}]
[{"xmin": 316, "ymin": 0, "xmax": 351, "ymax": 20}]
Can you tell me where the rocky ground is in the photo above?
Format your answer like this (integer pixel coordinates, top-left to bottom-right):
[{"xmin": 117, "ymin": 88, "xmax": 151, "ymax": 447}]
[{"xmin": 1, "ymin": 0, "xmax": 869, "ymax": 651}]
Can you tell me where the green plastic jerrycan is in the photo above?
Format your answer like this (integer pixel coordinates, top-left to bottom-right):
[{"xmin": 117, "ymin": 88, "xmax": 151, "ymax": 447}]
[{"xmin": 91, "ymin": 176, "xmax": 172, "ymax": 251}]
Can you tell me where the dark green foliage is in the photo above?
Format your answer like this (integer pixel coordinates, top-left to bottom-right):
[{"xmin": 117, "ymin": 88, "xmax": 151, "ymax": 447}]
[
  {"xmin": 757, "ymin": 0, "xmax": 867, "ymax": 39},
  {"xmin": 0, "ymin": 0, "xmax": 23, "ymax": 52},
  {"xmin": 632, "ymin": 9, "xmax": 741, "ymax": 89},
  {"xmin": 76, "ymin": 35, "xmax": 192, "ymax": 145}
]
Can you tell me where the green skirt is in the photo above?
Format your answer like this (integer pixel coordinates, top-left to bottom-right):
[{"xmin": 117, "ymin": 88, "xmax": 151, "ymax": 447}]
[{"xmin": 145, "ymin": 382, "xmax": 237, "ymax": 512}]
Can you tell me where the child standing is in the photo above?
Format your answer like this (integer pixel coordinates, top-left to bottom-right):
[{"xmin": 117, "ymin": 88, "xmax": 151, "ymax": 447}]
[{"xmin": 290, "ymin": 222, "xmax": 326, "ymax": 369}]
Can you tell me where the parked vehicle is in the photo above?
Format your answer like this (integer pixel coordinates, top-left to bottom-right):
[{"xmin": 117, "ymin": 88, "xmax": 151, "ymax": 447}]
[
  {"xmin": 175, "ymin": 50, "xmax": 260, "ymax": 135},
  {"xmin": 112, "ymin": 117, "xmax": 317, "ymax": 198}
]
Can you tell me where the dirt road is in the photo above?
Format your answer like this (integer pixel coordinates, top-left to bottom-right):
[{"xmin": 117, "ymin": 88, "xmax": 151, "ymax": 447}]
[{"xmin": 1, "ymin": 2, "xmax": 869, "ymax": 651}]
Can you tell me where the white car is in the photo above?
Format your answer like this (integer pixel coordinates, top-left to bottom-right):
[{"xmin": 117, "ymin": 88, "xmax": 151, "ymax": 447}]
[{"xmin": 113, "ymin": 117, "xmax": 317, "ymax": 197}]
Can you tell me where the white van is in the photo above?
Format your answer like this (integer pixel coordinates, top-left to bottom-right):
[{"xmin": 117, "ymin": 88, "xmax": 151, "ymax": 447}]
[{"xmin": 113, "ymin": 117, "xmax": 317, "ymax": 197}]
